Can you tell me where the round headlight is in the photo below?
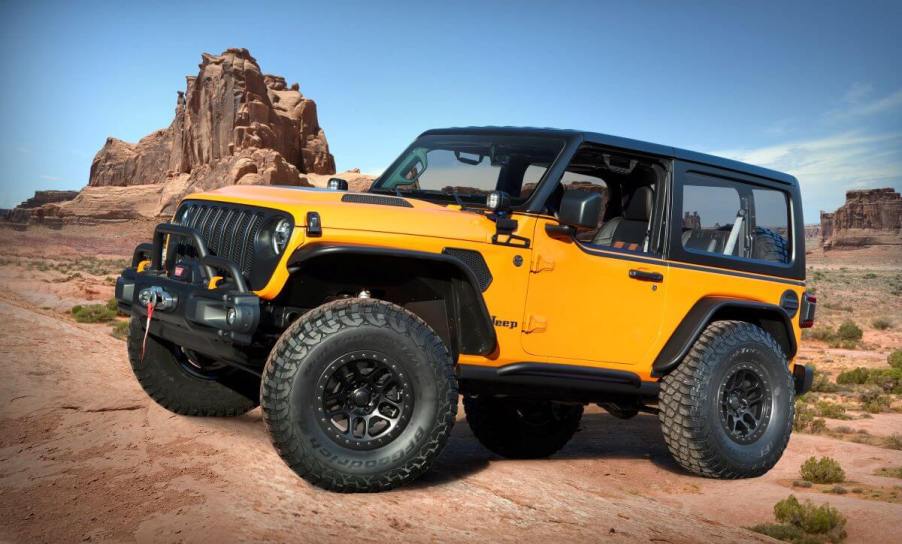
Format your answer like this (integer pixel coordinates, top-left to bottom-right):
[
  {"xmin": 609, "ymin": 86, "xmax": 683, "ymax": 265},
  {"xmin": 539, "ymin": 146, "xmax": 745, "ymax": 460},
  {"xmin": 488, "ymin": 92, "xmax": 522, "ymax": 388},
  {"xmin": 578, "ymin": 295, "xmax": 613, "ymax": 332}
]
[{"xmin": 272, "ymin": 219, "xmax": 292, "ymax": 254}]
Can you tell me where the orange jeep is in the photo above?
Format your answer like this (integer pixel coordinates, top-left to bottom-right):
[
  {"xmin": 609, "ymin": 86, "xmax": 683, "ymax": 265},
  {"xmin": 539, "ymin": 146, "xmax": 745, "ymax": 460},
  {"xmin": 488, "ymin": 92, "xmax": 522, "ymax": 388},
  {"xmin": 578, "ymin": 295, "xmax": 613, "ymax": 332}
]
[{"xmin": 116, "ymin": 127, "xmax": 816, "ymax": 491}]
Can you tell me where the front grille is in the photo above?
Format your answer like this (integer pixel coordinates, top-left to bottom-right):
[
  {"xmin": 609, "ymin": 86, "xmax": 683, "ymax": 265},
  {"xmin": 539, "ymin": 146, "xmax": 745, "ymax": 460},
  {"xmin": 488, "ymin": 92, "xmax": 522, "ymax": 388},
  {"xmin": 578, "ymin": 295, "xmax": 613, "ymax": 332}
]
[{"xmin": 177, "ymin": 202, "xmax": 264, "ymax": 278}]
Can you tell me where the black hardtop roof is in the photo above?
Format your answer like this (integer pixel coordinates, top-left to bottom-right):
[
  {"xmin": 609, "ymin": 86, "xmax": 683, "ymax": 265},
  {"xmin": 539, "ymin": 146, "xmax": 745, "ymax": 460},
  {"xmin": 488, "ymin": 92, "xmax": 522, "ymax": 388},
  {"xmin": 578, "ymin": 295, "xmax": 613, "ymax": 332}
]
[{"xmin": 420, "ymin": 126, "xmax": 797, "ymax": 186}]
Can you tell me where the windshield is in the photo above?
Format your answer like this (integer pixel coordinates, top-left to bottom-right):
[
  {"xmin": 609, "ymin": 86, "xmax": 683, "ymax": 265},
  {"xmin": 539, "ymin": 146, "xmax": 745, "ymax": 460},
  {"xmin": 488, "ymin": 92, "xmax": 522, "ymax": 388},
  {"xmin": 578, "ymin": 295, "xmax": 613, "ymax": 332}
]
[{"xmin": 372, "ymin": 134, "xmax": 565, "ymax": 206}]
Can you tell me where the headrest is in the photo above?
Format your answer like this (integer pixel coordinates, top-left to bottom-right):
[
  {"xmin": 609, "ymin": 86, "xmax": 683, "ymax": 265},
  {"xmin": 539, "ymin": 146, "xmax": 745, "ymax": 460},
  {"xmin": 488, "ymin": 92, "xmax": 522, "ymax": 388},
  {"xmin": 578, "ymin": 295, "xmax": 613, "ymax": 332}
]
[{"xmin": 624, "ymin": 186, "xmax": 654, "ymax": 221}]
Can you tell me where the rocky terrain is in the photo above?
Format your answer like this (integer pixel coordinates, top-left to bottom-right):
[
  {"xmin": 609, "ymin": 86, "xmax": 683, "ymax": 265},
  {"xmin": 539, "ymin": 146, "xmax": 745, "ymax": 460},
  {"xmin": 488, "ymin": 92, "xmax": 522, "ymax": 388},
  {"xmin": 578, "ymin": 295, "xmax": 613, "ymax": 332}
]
[
  {"xmin": 821, "ymin": 188, "xmax": 902, "ymax": 248},
  {"xmin": 11, "ymin": 49, "xmax": 373, "ymax": 224},
  {"xmin": 0, "ymin": 225, "xmax": 900, "ymax": 544}
]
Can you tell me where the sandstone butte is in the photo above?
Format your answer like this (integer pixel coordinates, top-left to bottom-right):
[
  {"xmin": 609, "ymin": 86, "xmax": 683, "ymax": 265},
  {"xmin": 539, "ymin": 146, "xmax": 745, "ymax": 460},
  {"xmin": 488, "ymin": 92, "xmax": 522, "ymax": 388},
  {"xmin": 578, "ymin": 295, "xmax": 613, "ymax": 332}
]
[
  {"xmin": 820, "ymin": 187, "xmax": 902, "ymax": 248},
  {"xmin": 23, "ymin": 48, "xmax": 372, "ymax": 222}
]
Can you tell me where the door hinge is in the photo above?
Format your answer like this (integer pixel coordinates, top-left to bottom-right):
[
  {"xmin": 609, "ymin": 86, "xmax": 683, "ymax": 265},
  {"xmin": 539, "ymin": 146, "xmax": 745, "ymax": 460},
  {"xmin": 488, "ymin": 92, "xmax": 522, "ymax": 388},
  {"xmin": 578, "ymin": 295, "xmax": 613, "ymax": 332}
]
[
  {"xmin": 531, "ymin": 254, "xmax": 554, "ymax": 273},
  {"xmin": 524, "ymin": 315, "xmax": 547, "ymax": 333}
]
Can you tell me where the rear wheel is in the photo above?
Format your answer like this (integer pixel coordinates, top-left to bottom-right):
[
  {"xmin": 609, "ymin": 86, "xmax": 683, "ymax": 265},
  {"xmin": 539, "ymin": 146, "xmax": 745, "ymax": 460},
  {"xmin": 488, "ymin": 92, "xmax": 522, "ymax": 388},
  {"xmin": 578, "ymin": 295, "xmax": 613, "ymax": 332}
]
[
  {"xmin": 260, "ymin": 298, "xmax": 458, "ymax": 492},
  {"xmin": 658, "ymin": 320, "xmax": 794, "ymax": 478},
  {"xmin": 464, "ymin": 396, "xmax": 583, "ymax": 459},
  {"xmin": 126, "ymin": 317, "xmax": 259, "ymax": 416}
]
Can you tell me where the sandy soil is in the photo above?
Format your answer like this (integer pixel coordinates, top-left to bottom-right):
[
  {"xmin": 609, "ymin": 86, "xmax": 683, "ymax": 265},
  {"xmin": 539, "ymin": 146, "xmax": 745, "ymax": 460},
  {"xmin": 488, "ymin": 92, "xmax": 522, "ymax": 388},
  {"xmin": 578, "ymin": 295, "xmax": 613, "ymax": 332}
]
[{"xmin": 1, "ymin": 224, "xmax": 901, "ymax": 543}]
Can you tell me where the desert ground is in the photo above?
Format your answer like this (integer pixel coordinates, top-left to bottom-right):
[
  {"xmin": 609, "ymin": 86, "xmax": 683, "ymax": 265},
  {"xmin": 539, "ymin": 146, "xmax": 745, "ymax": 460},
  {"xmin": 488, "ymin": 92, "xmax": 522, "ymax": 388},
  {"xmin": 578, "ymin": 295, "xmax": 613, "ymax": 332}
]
[{"xmin": 1, "ymin": 223, "xmax": 900, "ymax": 543}]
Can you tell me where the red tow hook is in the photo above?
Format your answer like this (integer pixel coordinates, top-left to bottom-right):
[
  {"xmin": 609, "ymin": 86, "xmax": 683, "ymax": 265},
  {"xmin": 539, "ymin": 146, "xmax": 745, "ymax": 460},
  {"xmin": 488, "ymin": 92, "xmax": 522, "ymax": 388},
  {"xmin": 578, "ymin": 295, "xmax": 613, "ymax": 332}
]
[{"xmin": 141, "ymin": 299, "xmax": 156, "ymax": 362}]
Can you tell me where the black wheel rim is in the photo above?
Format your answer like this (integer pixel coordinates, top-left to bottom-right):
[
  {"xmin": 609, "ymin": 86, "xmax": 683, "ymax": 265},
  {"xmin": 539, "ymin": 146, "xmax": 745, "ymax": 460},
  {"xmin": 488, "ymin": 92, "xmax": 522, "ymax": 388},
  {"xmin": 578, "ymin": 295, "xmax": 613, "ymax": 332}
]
[
  {"xmin": 315, "ymin": 351, "xmax": 414, "ymax": 451},
  {"xmin": 175, "ymin": 348, "xmax": 228, "ymax": 380},
  {"xmin": 718, "ymin": 364, "xmax": 773, "ymax": 444}
]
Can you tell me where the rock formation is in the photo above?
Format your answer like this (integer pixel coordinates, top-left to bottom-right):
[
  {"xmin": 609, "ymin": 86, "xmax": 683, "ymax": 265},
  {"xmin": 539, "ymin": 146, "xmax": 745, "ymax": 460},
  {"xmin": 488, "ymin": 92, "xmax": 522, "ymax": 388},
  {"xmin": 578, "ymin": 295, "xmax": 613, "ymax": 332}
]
[
  {"xmin": 820, "ymin": 188, "xmax": 902, "ymax": 248},
  {"xmin": 0, "ymin": 191, "xmax": 79, "ymax": 224},
  {"xmin": 33, "ymin": 48, "xmax": 344, "ymax": 222},
  {"xmin": 17, "ymin": 190, "xmax": 79, "ymax": 209}
]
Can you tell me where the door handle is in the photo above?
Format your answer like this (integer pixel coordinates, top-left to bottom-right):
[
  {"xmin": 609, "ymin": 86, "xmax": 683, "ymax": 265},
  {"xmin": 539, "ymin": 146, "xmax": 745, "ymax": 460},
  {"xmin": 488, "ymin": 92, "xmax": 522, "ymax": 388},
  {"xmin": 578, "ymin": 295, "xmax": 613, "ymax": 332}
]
[{"xmin": 629, "ymin": 269, "xmax": 663, "ymax": 282}]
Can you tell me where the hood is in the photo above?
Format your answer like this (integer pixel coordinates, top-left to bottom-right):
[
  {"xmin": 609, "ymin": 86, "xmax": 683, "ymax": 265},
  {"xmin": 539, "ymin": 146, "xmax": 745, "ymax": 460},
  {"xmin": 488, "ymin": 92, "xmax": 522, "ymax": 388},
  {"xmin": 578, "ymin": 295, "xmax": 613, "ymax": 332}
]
[{"xmin": 185, "ymin": 185, "xmax": 500, "ymax": 244}]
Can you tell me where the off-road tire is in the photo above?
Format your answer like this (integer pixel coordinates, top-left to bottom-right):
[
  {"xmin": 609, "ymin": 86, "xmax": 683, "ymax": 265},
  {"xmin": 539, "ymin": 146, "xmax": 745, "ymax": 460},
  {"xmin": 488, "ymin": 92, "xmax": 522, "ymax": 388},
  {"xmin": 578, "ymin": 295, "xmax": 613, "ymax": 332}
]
[
  {"xmin": 753, "ymin": 227, "xmax": 789, "ymax": 263},
  {"xmin": 260, "ymin": 298, "xmax": 458, "ymax": 492},
  {"xmin": 464, "ymin": 396, "xmax": 583, "ymax": 459},
  {"xmin": 126, "ymin": 316, "xmax": 259, "ymax": 416},
  {"xmin": 659, "ymin": 320, "xmax": 794, "ymax": 478}
]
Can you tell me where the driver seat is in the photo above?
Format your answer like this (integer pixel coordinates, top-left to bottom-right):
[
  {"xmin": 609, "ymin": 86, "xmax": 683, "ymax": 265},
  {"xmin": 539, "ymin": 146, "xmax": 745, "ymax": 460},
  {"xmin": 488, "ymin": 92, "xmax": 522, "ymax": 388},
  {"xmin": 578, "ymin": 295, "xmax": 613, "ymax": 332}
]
[{"xmin": 592, "ymin": 186, "xmax": 654, "ymax": 250}]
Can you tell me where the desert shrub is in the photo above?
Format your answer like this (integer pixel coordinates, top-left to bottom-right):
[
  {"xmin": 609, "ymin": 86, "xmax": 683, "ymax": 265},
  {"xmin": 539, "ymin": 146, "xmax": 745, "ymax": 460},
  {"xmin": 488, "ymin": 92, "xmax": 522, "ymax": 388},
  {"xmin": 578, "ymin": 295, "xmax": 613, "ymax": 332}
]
[
  {"xmin": 756, "ymin": 495, "xmax": 848, "ymax": 543},
  {"xmin": 794, "ymin": 400, "xmax": 814, "ymax": 431},
  {"xmin": 794, "ymin": 399, "xmax": 830, "ymax": 434},
  {"xmin": 889, "ymin": 350, "xmax": 902, "ymax": 370},
  {"xmin": 71, "ymin": 303, "xmax": 117, "ymax": 323},
  {"xmin": 111, "ymin": 320, "xmax": 129, "ymax": 340},
  {"xmin": 865, "ymin": 367, "xmax": 902, "ymax": 394},
  {"xmin": 806, "ymin": 322, "xmax": 862, "ymax": 349},
  {"xmin": 814, "ymin": 401, "xmax": 848, "ymax": 419},
  {"xmin": 826, "ymin": 485, "xmax": 847, "ymax": 495},
  {"xmin": 886, "ymin": 434, "xmax": 902, "ymax": 450},
  {"xmin": 836, "ymin": 367, "xmax": 869, "ymax": 385},
  {"xmin": 810, "ymin": 370, "xmax": 839, "ymax": 393},
  {"xmin": 793, "ymin": 480, "xmax": 814, "ymax": 488},
  {"xmin": 800, "ymin": 457, "xmax": 845, "ymax": 484},
  {"xmin": 750, "ymin": 523, "xmax": 806, "ymax": 543},
  {"xmin": 809, "ymin": 418, "xmax": 827, "ymax": 434},
  {"xmin": 807, "ymin": 327, "xmax": 837, "ymax": 343},
  {"xmin": 774, "ymin": 495, "xmax": 846, "ymax": 536},
  {"xmin": 833, "ymin": 320, "xmax": 862, "ymax": 348},
  {"xmin": 871, "ymin": 317, "xmax": 893, "ymax": 330},
  {"xmin": 106, "ymin": 297, "xmax": 128, "ymax": 317},
  {"xmin": 859, "ymin": 389, "xmax": 891, "ymax": 413},
  {"xmin": 875, "ymin": 467, "xmax": 902, "ymax": 479}
]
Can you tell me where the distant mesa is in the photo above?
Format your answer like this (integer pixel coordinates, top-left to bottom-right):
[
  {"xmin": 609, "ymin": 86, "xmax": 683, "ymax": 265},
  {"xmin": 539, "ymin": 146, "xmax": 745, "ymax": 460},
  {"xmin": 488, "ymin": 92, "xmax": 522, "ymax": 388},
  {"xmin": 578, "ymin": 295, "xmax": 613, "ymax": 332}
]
[
  {"xmin": 9, "ymin": 48, "xmax": 373, "ymax": 224},
  {"xmin": 17, "ymin": 190, "xmax": 79, "ymax": 209},
  {"xmin": 820, "ymin": 188, "xmax": 902, "ymax": 249}
]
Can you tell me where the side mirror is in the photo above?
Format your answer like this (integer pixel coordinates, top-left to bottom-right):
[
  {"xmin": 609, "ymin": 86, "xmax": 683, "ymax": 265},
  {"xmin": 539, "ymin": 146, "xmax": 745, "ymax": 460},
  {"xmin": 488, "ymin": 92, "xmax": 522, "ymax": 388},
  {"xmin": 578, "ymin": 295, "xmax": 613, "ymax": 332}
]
[
  {"xmin": 558, "ymin": 190, "xmax": 602, "ymax": 230},
  {"xmin": 327, "ymin": 178, "xmax": 349, "ymax": 191}
]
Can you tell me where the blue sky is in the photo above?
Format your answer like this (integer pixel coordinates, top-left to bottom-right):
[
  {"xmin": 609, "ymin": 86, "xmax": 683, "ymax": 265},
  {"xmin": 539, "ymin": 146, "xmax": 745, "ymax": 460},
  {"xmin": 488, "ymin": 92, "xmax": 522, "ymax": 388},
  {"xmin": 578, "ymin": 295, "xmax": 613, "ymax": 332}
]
[{"xmin": 1, "ymin": 0, "xmax": 900, "ymax": 221}]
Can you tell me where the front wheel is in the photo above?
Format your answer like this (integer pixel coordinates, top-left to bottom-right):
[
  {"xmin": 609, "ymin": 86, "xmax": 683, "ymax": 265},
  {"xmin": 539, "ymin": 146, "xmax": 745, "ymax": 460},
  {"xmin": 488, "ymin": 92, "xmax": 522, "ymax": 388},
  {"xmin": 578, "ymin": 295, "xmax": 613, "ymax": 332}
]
[
  {"xmin": 260, "ymin": 298, "xmax": 458, "ymax": 492},
  {"xmin": 126, "ymin": 317, "xmax": 259, "ymax": 416},
  {"xmin": 658, "ymin": 320, "xmax": 794, "ymax": 478}
]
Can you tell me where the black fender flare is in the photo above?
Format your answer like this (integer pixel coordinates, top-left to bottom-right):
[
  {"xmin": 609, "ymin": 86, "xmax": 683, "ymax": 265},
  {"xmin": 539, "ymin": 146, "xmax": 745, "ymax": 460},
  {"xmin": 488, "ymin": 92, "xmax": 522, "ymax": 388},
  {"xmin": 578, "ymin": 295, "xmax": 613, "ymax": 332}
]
[
  {"xmin": 652, "ymin": 297, "xmax": 797, "ymax": 377},
  {"xmin": 286, "ymin": 244, "xmax": 497, "ymax": 356}
]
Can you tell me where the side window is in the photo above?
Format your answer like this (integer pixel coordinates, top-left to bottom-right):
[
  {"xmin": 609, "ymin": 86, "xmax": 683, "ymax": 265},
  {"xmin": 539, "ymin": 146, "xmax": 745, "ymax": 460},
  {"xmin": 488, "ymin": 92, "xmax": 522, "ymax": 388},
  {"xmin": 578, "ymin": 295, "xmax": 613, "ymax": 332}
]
[{"xmin": 680, "ymin": 177, "xmax": 791, "ymax": 264}]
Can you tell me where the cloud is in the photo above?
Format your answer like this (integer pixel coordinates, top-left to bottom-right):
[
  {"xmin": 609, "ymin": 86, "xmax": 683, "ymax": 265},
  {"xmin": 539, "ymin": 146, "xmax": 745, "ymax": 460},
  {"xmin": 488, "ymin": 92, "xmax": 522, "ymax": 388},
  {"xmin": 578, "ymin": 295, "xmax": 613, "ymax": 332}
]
[
  {"xmin": 843, "ymin": 82, "xmax": 873, "ymax": 104},
  {"xmin": 712, "ymin": 131, "xmax": 902, "ymax": 219},
  {"xmin": 708, "ymin": 83, "xmax": 902, "ymax": 222},
  {"xmin": 828, "ymin": 86, "xmax": 902, "ymax": 119}
]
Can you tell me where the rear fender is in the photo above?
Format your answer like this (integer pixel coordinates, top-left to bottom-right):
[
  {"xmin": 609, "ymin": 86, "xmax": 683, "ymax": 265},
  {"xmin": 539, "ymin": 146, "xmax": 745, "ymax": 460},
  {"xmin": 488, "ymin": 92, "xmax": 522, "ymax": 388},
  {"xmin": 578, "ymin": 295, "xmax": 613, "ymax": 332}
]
[{"xmin": 652, "ymin": 297, "xmax": 796, "ymax": 377}]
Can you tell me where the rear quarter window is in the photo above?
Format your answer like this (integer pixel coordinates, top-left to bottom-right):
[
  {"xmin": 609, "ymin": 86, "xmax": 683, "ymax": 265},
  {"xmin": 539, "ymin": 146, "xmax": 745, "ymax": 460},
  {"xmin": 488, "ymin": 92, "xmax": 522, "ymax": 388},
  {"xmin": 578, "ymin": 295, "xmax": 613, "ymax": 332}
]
[{"xmin": 680, "ymin": 177, "xmax": 791, "ymax": 265}]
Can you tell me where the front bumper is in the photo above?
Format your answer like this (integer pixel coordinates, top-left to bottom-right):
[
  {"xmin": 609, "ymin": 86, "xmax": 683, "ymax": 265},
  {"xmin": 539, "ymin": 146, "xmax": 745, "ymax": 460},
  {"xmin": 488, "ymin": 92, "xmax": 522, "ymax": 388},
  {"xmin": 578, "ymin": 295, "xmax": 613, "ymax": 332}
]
[{"xmin": 116, "ymin": 223, "xmax": 261, "ymax": 365}]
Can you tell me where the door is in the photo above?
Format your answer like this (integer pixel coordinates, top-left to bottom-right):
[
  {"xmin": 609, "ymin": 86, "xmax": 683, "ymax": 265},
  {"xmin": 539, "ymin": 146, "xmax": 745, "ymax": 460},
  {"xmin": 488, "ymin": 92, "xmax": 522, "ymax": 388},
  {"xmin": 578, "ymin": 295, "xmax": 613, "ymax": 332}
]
[
  {"xmin": 520, "ymin": 146, "xmax": 670, "ymax": 369},
  {"xmin": 521, "ymin": 222, "xmax": 668, "ymax": 367}
]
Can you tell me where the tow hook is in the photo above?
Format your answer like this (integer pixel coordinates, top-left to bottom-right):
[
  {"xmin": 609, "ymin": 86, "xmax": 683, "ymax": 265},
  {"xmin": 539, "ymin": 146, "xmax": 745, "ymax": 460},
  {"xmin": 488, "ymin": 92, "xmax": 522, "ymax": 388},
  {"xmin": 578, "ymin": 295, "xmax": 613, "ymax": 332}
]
[{"xmin": 138, "ymin": 286, "xmax": 177, "ymax": 311}]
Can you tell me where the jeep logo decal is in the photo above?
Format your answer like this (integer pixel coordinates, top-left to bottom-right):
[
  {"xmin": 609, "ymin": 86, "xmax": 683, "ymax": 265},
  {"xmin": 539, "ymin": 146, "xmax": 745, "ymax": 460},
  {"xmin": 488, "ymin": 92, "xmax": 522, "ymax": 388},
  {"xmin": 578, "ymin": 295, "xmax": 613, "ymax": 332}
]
[{"xmin": 492, "ymin": 316, "xmax": 518, "ymax": 329}]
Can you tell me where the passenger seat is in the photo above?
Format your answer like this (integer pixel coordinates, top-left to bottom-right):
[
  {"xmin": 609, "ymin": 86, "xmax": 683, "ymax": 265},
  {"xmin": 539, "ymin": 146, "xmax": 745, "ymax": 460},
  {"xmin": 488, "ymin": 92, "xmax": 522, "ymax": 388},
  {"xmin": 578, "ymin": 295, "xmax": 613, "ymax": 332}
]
[{"xmin": 592, "ymin": 186, "xmax": 653, "ymax": 250}]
